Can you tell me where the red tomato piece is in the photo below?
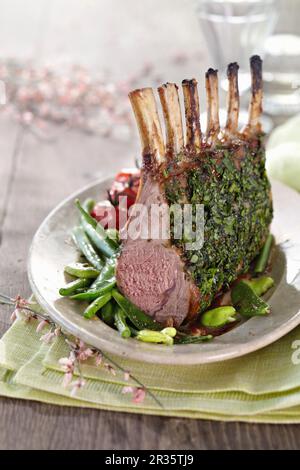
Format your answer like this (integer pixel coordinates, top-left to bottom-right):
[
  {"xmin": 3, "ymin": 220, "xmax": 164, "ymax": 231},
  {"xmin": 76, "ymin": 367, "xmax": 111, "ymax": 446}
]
[{"xmin": 92, "ymin": 168, "xmax": 141, "ymax": 230}]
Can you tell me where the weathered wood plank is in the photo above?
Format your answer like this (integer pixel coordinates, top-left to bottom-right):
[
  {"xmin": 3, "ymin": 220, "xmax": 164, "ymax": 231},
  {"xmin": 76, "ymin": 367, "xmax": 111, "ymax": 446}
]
[
  {"xmin": 0, "ymin": 116, "xmax": 22, "ymax": 333},
  {"xmin": 0, "ymin": 127, "xmax": 136, "ymax": 325},
  {"xmin": 0, "ymin": 117, "xmax": 21, "ymax": 241},
  {"xmin": 0, "ymin": 397, "xmax": 300, "ymax": 450}
]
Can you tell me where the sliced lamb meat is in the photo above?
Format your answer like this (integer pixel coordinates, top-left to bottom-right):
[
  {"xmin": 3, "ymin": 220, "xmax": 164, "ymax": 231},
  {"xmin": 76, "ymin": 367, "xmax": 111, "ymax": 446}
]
[
  {"xmin": 116, "ymin": 239, "xmax": 191, "ymax": 326},
  {"xmin": 116, "ymin": 56, "xmax": 273, "ymax": 327},
  {"xmin": 116, "ymin": 170, "xmax": 196, "ymax": 327}
]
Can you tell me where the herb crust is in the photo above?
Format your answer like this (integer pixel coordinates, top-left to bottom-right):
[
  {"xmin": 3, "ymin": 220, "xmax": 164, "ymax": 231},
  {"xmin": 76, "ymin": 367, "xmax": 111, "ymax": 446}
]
[{"xmin": 164, "ymin": 138, "xmax": 273, "ymax": 312}]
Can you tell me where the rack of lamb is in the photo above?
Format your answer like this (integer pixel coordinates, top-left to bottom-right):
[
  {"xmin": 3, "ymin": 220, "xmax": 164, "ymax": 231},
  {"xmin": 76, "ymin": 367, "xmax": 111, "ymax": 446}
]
[{"xmin": 116, "ymin": 56, "xmax": 273, "ymax": 327}]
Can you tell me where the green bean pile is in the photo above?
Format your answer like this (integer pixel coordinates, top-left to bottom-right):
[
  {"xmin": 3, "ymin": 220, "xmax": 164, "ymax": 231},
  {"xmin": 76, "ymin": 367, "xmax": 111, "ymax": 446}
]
[
  {"xmin": 59, "ymin": 198, "xmax": 275, "ymax": 345},
  {"xmin": 59, "ymin": 199, "xmax": 184, "ymax": 345}
]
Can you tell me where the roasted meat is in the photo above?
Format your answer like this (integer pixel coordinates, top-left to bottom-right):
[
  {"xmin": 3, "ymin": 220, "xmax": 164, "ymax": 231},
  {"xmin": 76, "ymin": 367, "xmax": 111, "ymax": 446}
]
[{"xmin": 116, "ymin": 56, "xmax": 273, "ymax": 327}]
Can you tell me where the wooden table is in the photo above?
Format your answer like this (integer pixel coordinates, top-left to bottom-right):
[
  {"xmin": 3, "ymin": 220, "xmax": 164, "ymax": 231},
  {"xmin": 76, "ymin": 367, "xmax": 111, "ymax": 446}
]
[{"xmin": 0, "ymin": 0, "xmax": 300, "ymax": 451}]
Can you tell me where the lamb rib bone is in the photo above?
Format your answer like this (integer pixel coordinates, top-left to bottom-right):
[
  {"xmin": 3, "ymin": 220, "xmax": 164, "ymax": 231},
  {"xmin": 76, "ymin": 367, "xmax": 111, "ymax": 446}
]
[
  {"xmin": 128, "ymin": 87, "xmax": 165, "ymax": 164},
  {"xmin": 205, "ymin": 68, "xmax": 220, "ymax": 144},
  {"xmin": 157, "ymin": 82, "xmax": 184, "ymax": 159},
  {"xmin": 244, "ymin": 55, "xmax": 263, "ymax": 135},
  {"xmin": 182, "ymin": 79, "xmax": 201, "ymax": 152},
  {"xmin": 225, "ymin": 62, "xmax": 239, "ymax": 136}
]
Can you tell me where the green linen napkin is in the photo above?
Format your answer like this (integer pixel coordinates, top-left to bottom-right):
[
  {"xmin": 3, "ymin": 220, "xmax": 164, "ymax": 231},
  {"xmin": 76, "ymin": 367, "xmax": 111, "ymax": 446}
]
[{"xmin": 1, "ymin": 310, "xmax": 300, "ymax": 423}]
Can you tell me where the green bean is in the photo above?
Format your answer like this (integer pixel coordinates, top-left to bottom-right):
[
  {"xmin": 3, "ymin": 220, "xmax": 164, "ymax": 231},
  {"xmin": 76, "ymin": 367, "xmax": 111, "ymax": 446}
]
[
  {"xmin": 99, "ymin": 301, "xmax": 115, "ymax": 326},
  {"xmin": 72, "ymin": 288, "xmax": 88, "ymax": 294},
  {"xmin": 129, "ymin": 326, "xmax": 139, "ymax": 337},
  {"xmin": 161, "ymin": 327, "xmax": 177, "ymax": 338},
  {"xmin": 90, "ymin": 258, "xmax": 115, "ymax": 288},
  {"xmin": 71, "ymin": 280, "xmax": 115, "ymax": 301},
  {"xmin": 136, "ymin": 327, "xmax": 177, "ymax": 345},
  {"xmin": 201, "ymin": 306, "xmax": 237, "ymax": 328},
  {"xmin": 64, "ymin": 262, "xmax": 100, "ymax": 279},
  {"xmin": 244, "ymin": 276, "xmax": 274, "ymax": 297},
  {"xmin": 59, "ymin": 278, "xmax": 91, "ymax": 296},
  {"xmin": 75, "ymin": 199, "xmax": 118, "ymax": 257},
  {"xmin": 175, "ymin": 334, "xmax": 213, "ymax": 344},
  {"xmin": 71, "ymin": 258, "xmax": 116, "ymax": 300},
  {"xmin": 114, "ymin": 307, "xmax": 131, "ymax": 338},
  {"xmin": 106, "ymin": 228, "xmax": 119, "ymax": 243},
  {"xmin": 72, "ymin": 226, "xmax": 104, "ymax": 271},
  {"xmin": 75, "ymin": 198, "xmax": 99, "ymax": 229},
  {"xmin": 112, "ymin": 289, "xmax": 161, "ymax": 331},
  {"xmin": 136, "ymin": 329, "xmax": 174, "ymax": 345},
  {"xmin": 81, "ymin": 218, "xmax": 117, "ymax": 258},
  {"xmin": 83, "ymin": 292, "xmax": 112, "ymax": 319},
  {"xmin": 82, "ymin": 198, "xmax": 95, "ymax": 214},
  {"xmin": 254, "ymin": 234, "xmax": 274, "ymax": 274},
  {"xmin": 231, "ymin": 280, "xmax": 270, "ymax": 317}
]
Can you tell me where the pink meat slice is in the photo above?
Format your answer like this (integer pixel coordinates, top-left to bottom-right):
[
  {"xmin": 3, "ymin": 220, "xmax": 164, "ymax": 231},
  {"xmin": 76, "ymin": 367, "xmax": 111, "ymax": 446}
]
[
  {"xmin": 116, "ymin": 240, "xmax": 191, "ymax": 326},
  {"xmin": 116, "ymin": 177, "xmax": 195, "ymax": 327}
]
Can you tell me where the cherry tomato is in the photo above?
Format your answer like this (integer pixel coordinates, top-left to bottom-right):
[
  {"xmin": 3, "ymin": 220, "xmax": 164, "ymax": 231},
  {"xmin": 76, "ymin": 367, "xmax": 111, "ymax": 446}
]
[
  {"xmin": 109, "ymin": 169, "xmax": 140, "ymax": 209},
  {"xmin": 91, "ymin": 168, "xmax": 140, "ymax": 230}
]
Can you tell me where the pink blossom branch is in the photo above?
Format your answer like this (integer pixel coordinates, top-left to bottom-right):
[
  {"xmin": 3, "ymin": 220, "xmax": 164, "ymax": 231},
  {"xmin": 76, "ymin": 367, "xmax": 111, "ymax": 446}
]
[{"xmin": 0, "ymin": 291, "xmax": 163, "ymax": 408}]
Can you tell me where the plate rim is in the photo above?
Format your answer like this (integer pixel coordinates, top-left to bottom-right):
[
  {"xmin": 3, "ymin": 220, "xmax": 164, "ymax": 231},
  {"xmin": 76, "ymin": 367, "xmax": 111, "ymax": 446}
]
[{"xmin": 28, "ymin": 176, "xmax": 300, "ymax": 365}]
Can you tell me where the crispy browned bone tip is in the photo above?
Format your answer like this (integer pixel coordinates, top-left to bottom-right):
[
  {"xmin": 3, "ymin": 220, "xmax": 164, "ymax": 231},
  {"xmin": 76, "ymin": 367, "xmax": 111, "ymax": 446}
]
[
  {"xmin": 205, "ymin": 68, "xmax": 220, "ymax": 143},
  {"xmin": 158, "ymin": 83, "xmax": 184, "ymax": 158},
  {"xmin": 129, "ymin": 87, "xmax": 165, "ymax": 163},
  {"xmin": 225, "ymin": 62, "xmax": 240, "ymax": 135},
  {"xmin": 182, "ymin": 79, "xmax": 201, "ymax": 152},
  {"xmin": 247, "ymin": 55, "xmax": 263, "ymax": 134}
]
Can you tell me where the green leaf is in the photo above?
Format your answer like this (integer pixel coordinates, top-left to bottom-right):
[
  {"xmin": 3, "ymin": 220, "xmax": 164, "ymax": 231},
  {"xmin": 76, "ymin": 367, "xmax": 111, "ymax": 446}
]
[
  {"xmin": 231, "ymin": 280, "xmax": 270, "ymax": 317},
  {"xmin": 244, "ymin": 276, "xmax": 274, "ymax": 297},
  {"xmin": 112, "ymin": 289, "xmax": 161, "ymax": 330}
]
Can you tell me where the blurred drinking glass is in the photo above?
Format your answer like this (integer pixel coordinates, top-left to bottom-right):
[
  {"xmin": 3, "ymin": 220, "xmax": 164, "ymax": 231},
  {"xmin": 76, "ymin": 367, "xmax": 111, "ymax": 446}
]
[
  {"xmin": 195, "ymin": 0, "xmax": 278, "ymax": 129},
  {"xmin": 263, "ymin": 0, "xmax": 300, "ymax": 117}
]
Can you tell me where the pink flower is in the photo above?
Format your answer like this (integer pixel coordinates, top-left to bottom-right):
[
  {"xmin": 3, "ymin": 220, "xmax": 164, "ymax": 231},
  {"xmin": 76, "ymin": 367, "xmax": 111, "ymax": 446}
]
[
  {"xmin": 62, "ymin": 372, "xmax": 73, "ymax": 388},
  {"xmin": 70, "ymin": 378, "xmax": 86, "ymax": 397},
  {"xmin": 121, "ymin": 386, "xmax": 146, "ymax": 404},
  {"xmin": 122, "ymin": 386, "xmax": 134, "ymax": 394},
  {"xmin": 58, "ymin": 357, "xmax": 72, "ymax": 367},
  {"xmin": 40, "ymin": 330, "xmax": 55, "ymax": 343},
  {"xmin": 65, "ymin": 339, "xmax": 77, "ymax": 349},
  {"xmin": 36, "ymin": 319, "xmax": 48, "ymax": 333},
  {"xmin": 69, "ymin": 350, "xmax": 76, "ymax": 363},
  {"xmin": 73, "ymin": 340, "xmax": 94, "ymax": 362},
  {"xmin": 58, "ymin": 356, "xmax": 75, "ymax": 374},
  {"xmin": 22, "ymin": 111, "xmax": 33, "ymax": 124},
  {"xmin": 77, "ymin": 347, "xmax": 93, "ymax": 362},
  {"xmin": 14, "ymin": 296, "xmax": 29, "ymax": 310},
  {"xmin": 10, "ymin": 309, "xmax": 18, "ymax": 323},
  {"xmin": 23, "ymin": 313, "xmax": 33, "ymax": 323},
  {"xmin": 95, "ymin": 353, "xmax": 103, "ymax": 366},
  {"xmin": 133, "ymin": 387, "xmax": 146, "ymax": 404},
  {"xmin": 123, "ymin": 371, "xmax": 130, "ymax": 382},
  {"xmin": 104, "ymin": 363, "xmax": 116, "ymax": 376}
]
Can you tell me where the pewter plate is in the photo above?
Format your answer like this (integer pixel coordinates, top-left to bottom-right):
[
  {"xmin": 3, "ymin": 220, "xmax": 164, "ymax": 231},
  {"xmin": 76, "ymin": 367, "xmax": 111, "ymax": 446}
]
[{"xmin": 28, "ymin": 178, "xmax": 300, "ymax": 365}]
